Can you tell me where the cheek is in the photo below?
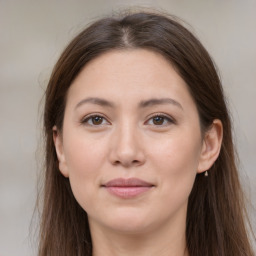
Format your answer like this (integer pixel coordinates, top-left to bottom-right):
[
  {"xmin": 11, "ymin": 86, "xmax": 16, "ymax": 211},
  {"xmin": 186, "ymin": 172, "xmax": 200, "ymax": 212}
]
[
  {"xmin": 65, "ymin": 135, "xmax": 105, "ymax": 173},
  {"xmin": 151, "ymin": 133, "xmax": 201, "ymax": 205},
  {"xmin": 153, "ymin": 130, "xmax": 201, "ymax": 171},
  {"xmin": 63, "ymin": 133, "xmax": 107, "ymax": 210}
]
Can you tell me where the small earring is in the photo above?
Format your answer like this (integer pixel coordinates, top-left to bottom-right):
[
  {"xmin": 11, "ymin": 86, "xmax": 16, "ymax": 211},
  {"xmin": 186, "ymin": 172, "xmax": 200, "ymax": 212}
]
[{"xmin": 204, "ymin": 171, "xmax": 208, "ymax": 177}]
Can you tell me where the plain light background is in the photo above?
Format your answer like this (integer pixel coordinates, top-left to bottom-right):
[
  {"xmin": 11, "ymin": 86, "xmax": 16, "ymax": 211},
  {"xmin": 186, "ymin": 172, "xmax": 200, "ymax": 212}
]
[{"xmin": 0, "ymin": 0, "xmax": 255, "ymax": 255}]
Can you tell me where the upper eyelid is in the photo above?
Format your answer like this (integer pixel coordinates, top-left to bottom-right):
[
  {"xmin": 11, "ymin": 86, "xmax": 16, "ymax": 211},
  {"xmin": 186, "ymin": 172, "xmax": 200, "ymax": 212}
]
[
  {"xmin": 145, "ymin": 113, "xmax": 175, "ymax": 122},
  {"xmin": 148, "ymin": 113, "xmax": 172, "ymax": 119},
  {"xmin": 81, "ymin": 113, "xmax": 111, "ymax": 124}
]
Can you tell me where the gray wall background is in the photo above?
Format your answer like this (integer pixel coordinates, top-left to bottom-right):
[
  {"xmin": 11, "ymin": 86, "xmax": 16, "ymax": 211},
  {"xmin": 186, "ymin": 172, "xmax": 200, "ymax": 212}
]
[{"xmin": 0, "ymin": 0, "xmax": 255, "ymax": 255}]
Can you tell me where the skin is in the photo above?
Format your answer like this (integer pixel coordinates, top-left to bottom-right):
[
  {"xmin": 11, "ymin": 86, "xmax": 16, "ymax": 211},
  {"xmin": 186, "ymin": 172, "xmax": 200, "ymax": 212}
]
[{"xmin": 53, "ymin": 49, "xmax": 223, "ymax": 256}]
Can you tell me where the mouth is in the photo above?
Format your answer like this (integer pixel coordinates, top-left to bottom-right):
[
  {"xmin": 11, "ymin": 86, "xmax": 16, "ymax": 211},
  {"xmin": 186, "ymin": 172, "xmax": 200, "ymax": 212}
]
[{"xmin": 102, "ymin": 178, "xmax": 155, "ymax": 199}]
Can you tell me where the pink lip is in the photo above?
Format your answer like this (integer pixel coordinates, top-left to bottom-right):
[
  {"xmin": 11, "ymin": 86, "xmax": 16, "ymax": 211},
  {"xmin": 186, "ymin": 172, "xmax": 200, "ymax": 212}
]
[{"xmin": 102, "ymin": 178, "xmax": 154, "ymax": 199}]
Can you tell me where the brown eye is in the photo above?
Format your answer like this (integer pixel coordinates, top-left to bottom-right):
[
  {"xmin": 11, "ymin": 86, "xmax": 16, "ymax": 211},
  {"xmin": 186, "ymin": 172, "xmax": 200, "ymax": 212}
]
[
  {"xmin": 91, "ymin": 116, "xmax": 103, "ymax": 125},
  {"xmin": 146, "ymin": 114, "xmax": 174, "ymax": 126},
  {"xmin": 152, "ymin": 116, "xmax": 165, "ymax": 125},
  {"xmin": 82, "ymin": 115, "xmax": 109, "ymax": 126}
]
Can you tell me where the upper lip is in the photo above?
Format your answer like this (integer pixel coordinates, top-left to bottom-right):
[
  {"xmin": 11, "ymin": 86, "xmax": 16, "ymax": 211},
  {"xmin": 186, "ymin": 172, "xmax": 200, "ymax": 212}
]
[{"xmin": 103, "ymin": 178, "xmax": 154, "ymax": 187}]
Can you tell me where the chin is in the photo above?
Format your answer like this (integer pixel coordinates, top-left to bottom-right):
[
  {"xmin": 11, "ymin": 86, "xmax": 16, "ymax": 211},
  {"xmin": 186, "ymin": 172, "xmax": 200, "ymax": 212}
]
[
  {"xmin": 109, "ymin": 221, "xmax": 152, "ymax": 235},
  {"xmin": 101, "ymin": 208, "xmax": 156, "ymax": 234}
]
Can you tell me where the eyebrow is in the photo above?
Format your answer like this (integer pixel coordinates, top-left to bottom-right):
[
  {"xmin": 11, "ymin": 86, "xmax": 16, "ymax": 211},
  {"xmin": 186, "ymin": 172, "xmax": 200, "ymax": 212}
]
[
  {"xmin": 75, "ymin": 97, "xmax": 115, "ymax": 109},
  {"xmin": 139, "ymin": 98, "xmax": 183, "ymax": 110},
  {"xmin": 75, "ymin": 97, "xmax": 183, "ymax": 110}
]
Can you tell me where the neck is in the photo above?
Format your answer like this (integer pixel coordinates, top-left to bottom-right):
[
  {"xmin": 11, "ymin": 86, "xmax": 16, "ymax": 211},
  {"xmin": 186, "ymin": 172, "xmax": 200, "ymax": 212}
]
[{"xmin": 90, "ymin": 211, "xmax": 189, "ymax": 256}]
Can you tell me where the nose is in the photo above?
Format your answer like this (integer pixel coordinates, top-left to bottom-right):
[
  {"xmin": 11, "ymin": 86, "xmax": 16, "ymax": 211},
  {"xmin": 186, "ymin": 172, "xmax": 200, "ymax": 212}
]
[{"xmin": 109, "ymin": 122, "xmax": 146, "ymax": 168}]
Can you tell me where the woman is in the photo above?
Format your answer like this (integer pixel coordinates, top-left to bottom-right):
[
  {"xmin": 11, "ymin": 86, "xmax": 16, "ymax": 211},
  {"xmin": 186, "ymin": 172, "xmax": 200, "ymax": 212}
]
[{"xmin": 38, "ymin": 11, "xmax": 254, "ymax": 256}]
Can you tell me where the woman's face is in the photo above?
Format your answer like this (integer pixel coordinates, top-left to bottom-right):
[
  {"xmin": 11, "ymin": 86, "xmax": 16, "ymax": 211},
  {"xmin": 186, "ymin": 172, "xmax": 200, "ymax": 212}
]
[{"xmin": 54, "ymin": 49, "xmax": 211, "ymax": 234}]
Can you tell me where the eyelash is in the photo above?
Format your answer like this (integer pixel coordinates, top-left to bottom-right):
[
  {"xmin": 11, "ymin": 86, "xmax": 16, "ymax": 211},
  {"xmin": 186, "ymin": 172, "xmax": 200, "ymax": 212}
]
[
  {"xmin": 81, "ymin": 113, "xmax": 175, "ymax": 127},
  {"xmin": 145, "ymin": 113, "xmax": 175, "ymax": 126},
  {"xmin": 81, "ymin": 114, "xmax": 110, "ymax": 126}
]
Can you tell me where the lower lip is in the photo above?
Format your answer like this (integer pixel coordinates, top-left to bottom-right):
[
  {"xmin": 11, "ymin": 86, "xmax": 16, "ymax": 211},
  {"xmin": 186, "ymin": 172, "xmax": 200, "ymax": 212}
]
[{"xmin": 104, "ymin": 186, "xmax": 152, "ymax": 199}]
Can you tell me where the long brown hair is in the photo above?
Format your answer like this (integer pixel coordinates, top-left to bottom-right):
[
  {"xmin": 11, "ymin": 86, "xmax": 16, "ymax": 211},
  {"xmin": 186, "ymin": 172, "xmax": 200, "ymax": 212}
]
[{"xmin": 39, "ymin": 10, "xmax": 255, "ymax": 255}]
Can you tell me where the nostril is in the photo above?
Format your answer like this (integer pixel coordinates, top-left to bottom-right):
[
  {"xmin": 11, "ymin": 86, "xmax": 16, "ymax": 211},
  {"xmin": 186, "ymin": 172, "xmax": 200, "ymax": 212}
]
[
  {"xmin": 109, "ymin": 140, "xmax": 146, "ymax": 167},
  {"xmin": 112, "ymin": 159, "xmax": 142, "ymax": 167},
  {"xmin": 113, "ymin": 160, "xmax": 121, "ymax": 166}
]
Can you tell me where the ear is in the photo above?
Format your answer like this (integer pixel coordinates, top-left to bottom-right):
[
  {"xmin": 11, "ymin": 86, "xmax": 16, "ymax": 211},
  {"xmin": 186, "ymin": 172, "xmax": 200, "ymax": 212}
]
[
  {"xmin": 52, "ymin": 125, "xmax": 69, "ymax": 177},
  {"xmin": 197, "ymin": 119, "xmax": 223, "ymax": 174}
]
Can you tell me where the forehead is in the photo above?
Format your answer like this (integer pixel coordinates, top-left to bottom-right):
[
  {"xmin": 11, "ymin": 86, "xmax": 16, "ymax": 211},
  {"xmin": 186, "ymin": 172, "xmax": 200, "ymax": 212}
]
[{"xmin": 66, "ymin": 49, "xmax": 195, "ymax": 109}]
